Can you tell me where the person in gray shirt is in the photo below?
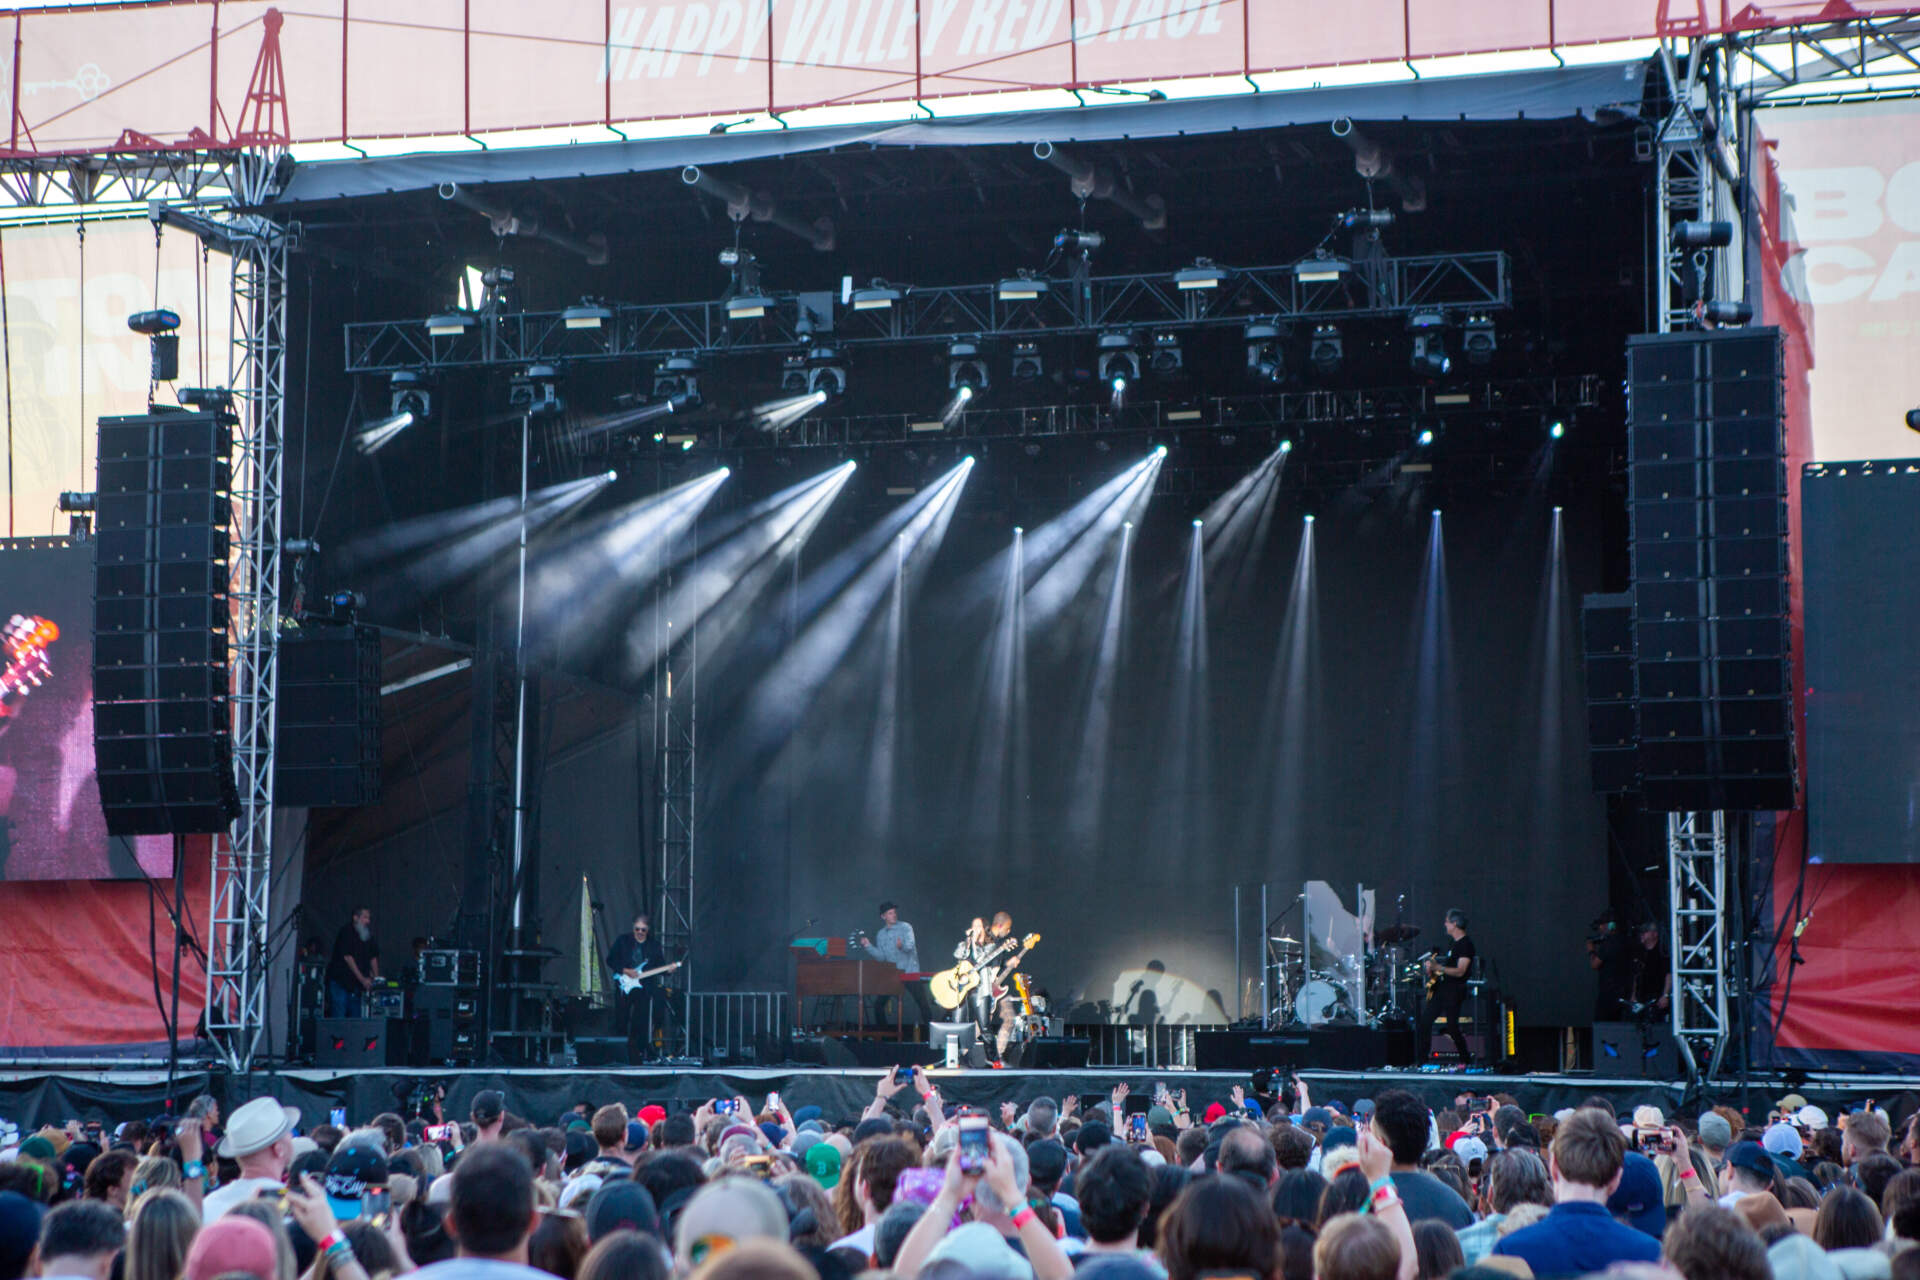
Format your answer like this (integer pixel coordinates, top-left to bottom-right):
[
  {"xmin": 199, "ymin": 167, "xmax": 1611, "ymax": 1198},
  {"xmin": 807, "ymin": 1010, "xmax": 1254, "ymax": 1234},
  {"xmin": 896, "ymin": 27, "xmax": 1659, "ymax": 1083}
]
[{"xmin": 860, "ymin": 901, "xmax": 935, "ymax": 1030}]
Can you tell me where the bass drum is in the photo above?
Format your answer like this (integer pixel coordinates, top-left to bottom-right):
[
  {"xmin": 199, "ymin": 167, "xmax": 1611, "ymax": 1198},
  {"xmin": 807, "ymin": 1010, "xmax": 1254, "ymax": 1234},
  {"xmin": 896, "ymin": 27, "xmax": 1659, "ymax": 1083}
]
[{"xmin": 1298, "ymin": 979, "xmax": 1347, "ymax": 1026}]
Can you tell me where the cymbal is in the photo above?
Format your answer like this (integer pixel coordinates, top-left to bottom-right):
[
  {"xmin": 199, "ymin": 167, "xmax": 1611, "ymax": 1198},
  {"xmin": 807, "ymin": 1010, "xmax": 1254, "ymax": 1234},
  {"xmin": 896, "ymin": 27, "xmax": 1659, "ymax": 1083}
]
[
  {"xmin": 1269, "ymin": 934, "xmax": 1301, "ymax": 945},
  {"xmin": 1376, "ymin": 924, "xmax": 1422, "ymax": 944}
]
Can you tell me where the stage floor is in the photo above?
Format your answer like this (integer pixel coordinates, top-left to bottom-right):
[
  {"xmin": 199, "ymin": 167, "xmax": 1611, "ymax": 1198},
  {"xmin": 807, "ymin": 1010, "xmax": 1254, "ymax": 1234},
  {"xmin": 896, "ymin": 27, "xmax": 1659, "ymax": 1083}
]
[{"xmin": 0, "ymin": 1061, "xmax": 1906, "ymax": 1128}]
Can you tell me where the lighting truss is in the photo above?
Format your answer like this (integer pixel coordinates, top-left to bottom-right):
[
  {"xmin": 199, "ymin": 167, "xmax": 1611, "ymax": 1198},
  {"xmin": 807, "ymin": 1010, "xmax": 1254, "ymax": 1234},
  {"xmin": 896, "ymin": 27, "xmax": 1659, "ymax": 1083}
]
[
  {"xmin": 1667, "ymin": 811, "xmax": 1731, "ymax": 1083},
  {"xmin": 344, "ymin": 252, "xmax": 1512, "ymax": 375},
  {"xmin": 671, "ymin": 375, "xmax": 1600, "ymax": 452}
]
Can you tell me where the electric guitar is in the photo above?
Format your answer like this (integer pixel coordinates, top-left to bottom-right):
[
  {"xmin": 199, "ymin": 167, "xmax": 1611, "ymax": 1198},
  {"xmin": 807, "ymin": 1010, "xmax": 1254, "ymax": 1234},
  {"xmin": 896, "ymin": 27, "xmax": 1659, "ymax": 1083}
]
[
  {"xmin": 0, "ymin": 614, "xmax": 58, "ymax": 735},
  {"xmin": 930, "ymin": 932, "xmax": 1040, "ymax": 1009},
  {"xmin": 614, "ymin": 960, "xmax": 682, "ymax": 995}
]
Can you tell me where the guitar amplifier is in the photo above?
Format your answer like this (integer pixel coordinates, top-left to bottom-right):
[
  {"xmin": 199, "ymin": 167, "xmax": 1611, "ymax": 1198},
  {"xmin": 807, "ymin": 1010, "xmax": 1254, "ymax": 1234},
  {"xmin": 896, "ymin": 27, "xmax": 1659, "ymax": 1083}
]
[
  {"xmin": 316, "ymin": 1016, "xmax": 406, "ymax": 1067},
  {"xmin": 368, "ymin": 985, "xmax": 405, "ymax": 1017},
  {"xmin": 417, "ymin": 948, "xmax": 481, "ymax": 986}
]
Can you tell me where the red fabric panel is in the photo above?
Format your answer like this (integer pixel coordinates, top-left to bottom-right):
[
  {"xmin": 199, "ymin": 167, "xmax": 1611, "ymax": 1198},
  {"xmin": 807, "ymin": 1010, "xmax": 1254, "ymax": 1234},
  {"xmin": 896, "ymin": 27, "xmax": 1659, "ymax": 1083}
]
[
  {"xmin": 0, "ymin": 841, "xmax": 209, "ymax": 1049},
  {"xmin": 1769, "ymin": 857, "xmax": 1920, "ymax": 1056}
]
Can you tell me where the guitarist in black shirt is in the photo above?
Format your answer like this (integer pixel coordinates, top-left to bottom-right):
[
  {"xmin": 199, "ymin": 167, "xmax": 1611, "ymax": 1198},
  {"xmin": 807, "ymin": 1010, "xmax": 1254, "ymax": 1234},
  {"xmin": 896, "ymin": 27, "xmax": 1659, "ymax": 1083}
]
[
  {"xmin": 607, "ymin": 913, "xmax": 674, "ymax": 1063},
  {"xmin": 1419, "ymin": 909, "xmax": 1476, "ymax": 1064}
]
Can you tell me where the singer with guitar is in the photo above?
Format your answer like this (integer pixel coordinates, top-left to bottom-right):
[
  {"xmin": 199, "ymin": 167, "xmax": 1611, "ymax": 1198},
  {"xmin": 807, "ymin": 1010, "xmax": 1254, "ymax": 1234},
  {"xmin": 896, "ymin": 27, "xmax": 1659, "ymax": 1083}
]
[
  {"xmin": 607, "ymin": 913, "xmax": 679, "ymax": 1063},
  {"xmin": 1418, "ymin": 908, "xmax": 1476, "ymax": 1065},
  {"xmin": 944, "ymin": 912, "xmax": 1038, "ymax": 1067}
]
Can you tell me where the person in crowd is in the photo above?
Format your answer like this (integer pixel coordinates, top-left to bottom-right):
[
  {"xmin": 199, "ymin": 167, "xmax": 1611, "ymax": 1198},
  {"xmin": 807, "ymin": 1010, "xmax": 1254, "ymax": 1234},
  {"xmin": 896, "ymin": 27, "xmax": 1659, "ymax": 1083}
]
[
  {"xmin": 125, "ymin": 1189, "xmax": 197, "ymax": 1280},
  {"xmin": 414, "ymin": 1141, "xmax": 549, "ymax": 1280},
  {"xmin": 471, "ymin": 1093, "xmax": 508, "ymax": 1144},
  {"xmin": 181, "ymin": 1214, "xmax": 277, "ymax": 1280},
  {"xmin": 1844, "ymin": 1109, "xmax": 1893, "ymax": 1166},
  {"xmin": 1491, "ymin": 1107, "xmax": 1662, "ymax": 1275},
  {"xmin": 327, "ymin": 906, "xmax": 383, "ymax": 1018},
  {"xmin": 1367, "ymin": 1091, "xmax": 1472, "ymax": 1228},
  {"xmin": 827, "ymin": 1135, "xmax": 915, "ymax": 1261},
  {"xmin": 1410, "ymin": 1219, "xmax": 1462, "ymax": 1280},
  {"xmin": 577, "ymin": 1232, "xmax": 668, "ymax": 1280},
  {"xmin": 202, "ymin": 1098, "xmax": 299, "ymax": 1222},
  {"xmin": 1312, "ymin": 1214, "xmax": 1401, "ymax": 1280},
  {"xmin": 35, "ymin": 1201, "xmax": 124, "ymax": 1280},
  {"xmin": 673, "ymin": 1178, "xmax": 792, "ymax": 1273},
  {"xmin": 81, "ymin": 1152, "xmax": 136, "ymax": 1213},
  {"xmin": 1455, "ymin": 1149, "xmax": 1552, "ymax": 1264},
  {"xmin": 1814, "ymin": 1185, "xmax": 1884, "ymax": 1250},
  {"xmin": 1661, "ymin": 1202, "xmax": 1770, "ymax": 1280},
  {"xmin": 0, "ymin": 1192, "xmax": 43, "ymax": 1280},
  {"xmin": 1073, "ymin": 1145, "xmax": 1158, "ymax": 1272},
  {"xmin": 1718, "ymin": 1139, "xmax": 1780, "ymax": 1208}
]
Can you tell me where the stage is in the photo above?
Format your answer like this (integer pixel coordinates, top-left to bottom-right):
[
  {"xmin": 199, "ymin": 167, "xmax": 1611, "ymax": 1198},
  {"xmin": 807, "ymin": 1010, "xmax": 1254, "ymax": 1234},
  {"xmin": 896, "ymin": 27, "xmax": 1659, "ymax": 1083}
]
[{"xmin": 1, "ymin": 1061, "xmax": 1912, "ymax": 1131}]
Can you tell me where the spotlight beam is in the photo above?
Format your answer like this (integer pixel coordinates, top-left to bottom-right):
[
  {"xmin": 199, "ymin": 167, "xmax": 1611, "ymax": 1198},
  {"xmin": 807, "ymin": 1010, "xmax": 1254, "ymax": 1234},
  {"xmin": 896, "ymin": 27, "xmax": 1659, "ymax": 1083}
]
[
  {"xmin": 966, "ymin": 526, "xmax": 1031, "ymax": 860},
  {"xmin": 339, "ymin": 479, "xmax": 605, "ymax": 571},
  {"xmin": 1201, "ymin": 444, "xmax": 1289, "ymax": 598},
  {"xmin": 355, "ymin": 410, "xmax": 415, "ymax": 455},
  {"xmin": 742, "ymin": 459, "xmax": 974, "ymax": 754},
  {"xmin": 622, "ymin": 461, "xmax": 855, "ymax": 676},
  {"xmin": 387, "ymin": 473, "xmax": 612, "ymax": 597},
  {"xmin": 1025, "ymin": 450, "xmax": 1163, "ymax": 626},
  {"xmin": 1261, "ymin": 518, "xmax": 1318, "ymax": 866},
  {"xmin": 1067, "ymin": 518, "xmax": 1132, "ymax": 857}
]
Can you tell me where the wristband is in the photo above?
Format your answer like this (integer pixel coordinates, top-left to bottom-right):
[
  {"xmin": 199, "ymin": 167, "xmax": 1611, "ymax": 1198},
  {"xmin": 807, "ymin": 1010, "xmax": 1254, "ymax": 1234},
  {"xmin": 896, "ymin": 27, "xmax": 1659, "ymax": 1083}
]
[
  {"xmin": 1368, "ymin": 1175, "xmax": 1394, "ymax": 1197},
  {"xmin": 317, "ymin": 1233, "xmax": 345, "ymax": 1255},
  {"xmin": 182, "ymin": 1160, "xmax": 205, "ymax": 1179},
  {"xmin": 1677, "ymin": 1167, "xmax": 1695, "ymax": 1180},
  {"xmin": 1367, "ymin": 1185, "xmax": 1402, "ymax": 1215},
  {"xmin": 1011, "ymin": 1207, "xmax": 1038, "ymax": 1231}
]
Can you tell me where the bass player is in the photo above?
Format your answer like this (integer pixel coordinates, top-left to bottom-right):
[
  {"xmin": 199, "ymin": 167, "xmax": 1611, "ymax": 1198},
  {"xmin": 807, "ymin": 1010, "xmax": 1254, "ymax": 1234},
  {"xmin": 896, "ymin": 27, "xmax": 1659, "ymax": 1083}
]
[
  {"xmin": 608, "ymin": 912, "xmax": 674, "ymax": 1063},
  {"xmin": 954, "ymin": 912, "xmax": 1029, "ymax": 1067}
]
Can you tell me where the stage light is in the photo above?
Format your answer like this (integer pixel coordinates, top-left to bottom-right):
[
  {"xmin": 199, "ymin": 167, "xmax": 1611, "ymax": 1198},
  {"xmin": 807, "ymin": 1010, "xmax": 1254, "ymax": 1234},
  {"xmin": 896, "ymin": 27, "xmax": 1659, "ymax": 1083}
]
[
  {"xmin": 604, "ymin": 470, "xmax": 619, "ymax": 482},
  {"xmin": 1098, "ymin": 331, "xmax": 1140, "ymax": 389},
  {"xmin": 727, "ymin": 294, "xmax": 771, "ymax": 320},
  {"xmin": 654, "ymin": 355, "xmax": 701, "ymax": 405},
  {"xmin": 1548, "ymin": 418, "xmax": 1567, "ymax": 440},
  {"xmin": 1010, "ymin": 340, "xmax": 1043, "ymax": 382},
  {"xmin": 178, "ymin": 386, "xmax": 235, "ymax": 413},
  {"xmin": 127, "ymin": 309, "xmax": 181, "ymax": 336},
  {"xmin": 807, "ymin": 346, "xmax": 848, "ymax": 400},
  {"xmin": 563, "ymin": 302, "xmax": 611, "ymax": 330},
  {"xmin": 779, "ymin": 353, "xmax": 809, "ymax": 393},
  {"xmin": 1309, "ymin": 323, "xmax": 1343, "ymax": 376},
  {"xmin": 1054, "ymin": 228, "xmax": 1104, "ymax": 253},
  {"xmin": 1416, "ymin": 427, "xmax": 1436, "ymax": 447},
  {"xmin": 426, "ymin": 311, "xmax": 474, "ymax": 337},
  {"xmin": 1338, "ymin": 208, "xmax": 1394, "ymax": 229},
  {"xmin": 1245, "ymin": 320, "xmax": 1284, "ymax": 384},
  {"xmin": 1294, "ymin": 254, "xmax": 1347, "ymax": 284},
  {"xmin": 1149, "ymin": 332, "xmax": 1183, "ymax": 374},
  {"xmin": 1704, "ymin": 300, "xmax": 1754, "ymax": 325},
  {"xmin": 1192, "ymin": 518, "xmax": 1203, "ymax": 528},
  {"xmin": 851, "ymin": 283, "xmax": 901, "ymax": 311},
  {"xmin": 997, "ymin": 275, "xmax": 1047, "ymax": 302},
  {"xmin": 390, "ymin": 369, "xmax": 431, "ymax": 420},
  {"xmin": 356, "ymin": 411, "xmax": 415, "ymax": 455},
  {"xmin": 509, "ymin": 363, "xmax": 564, "ymax": 415},
  {"xmin": 1154, "ymin": 444, "xmax": 1167, "ymax": 456},
  {"xmin": 1304, "ymin": 514, "xmax": 1315, "ymax": 523},
  {"xmin": 1672, "ymin": 220, "xmax": 1734, "ymax": 249},
  {"xmin": 1175, "ymin": 259, "xmax": 1227, "ymax": 290},
  {"xmin": 1462, "ymin": 314, "xmax": 1495, "ymax": 365},
  {"xmin": 957, "ymin": 385, "xmax": 975, "ymax": 403},
  {"xmin": 1410, "ymin": 333, "xmax": 1450, "ymax": 378},
  {"xmin": 948, "ymin": 339, "xmax": 990, "ymax": 394},
  {"xmin": 1280, "ymin": 438, "xmax": 1293, "ymax": 453}
]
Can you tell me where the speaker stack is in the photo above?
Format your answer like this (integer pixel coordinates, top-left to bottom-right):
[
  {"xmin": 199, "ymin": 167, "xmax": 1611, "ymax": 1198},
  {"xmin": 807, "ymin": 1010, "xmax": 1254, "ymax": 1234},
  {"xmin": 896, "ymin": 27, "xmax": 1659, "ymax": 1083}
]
[
  {"xmin": 275, "ymin": 623, "xmax": 382, "ymax": 808},
  {"xmin": 1580, "ymin": 592, "xmax": 1637, "ymax": 793},
  {"xmin": 92, "ymin": 409, "xmax": 239, "ymax": 835},
  {"xmin": 1625, "ymin": 329, "xmax": 1795, "ymax": 812}
]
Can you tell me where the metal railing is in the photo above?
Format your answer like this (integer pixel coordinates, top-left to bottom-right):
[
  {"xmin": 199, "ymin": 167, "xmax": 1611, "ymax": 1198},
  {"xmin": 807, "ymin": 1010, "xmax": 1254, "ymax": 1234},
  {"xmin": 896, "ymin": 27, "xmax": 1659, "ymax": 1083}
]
[
  {"xmin": 686, "ymin": 992, "xmax": 789, "ymax": 1065},
  {"xmin": 1072, "ymin": 1023, "xmax": 1215, "ymax": 1069}
]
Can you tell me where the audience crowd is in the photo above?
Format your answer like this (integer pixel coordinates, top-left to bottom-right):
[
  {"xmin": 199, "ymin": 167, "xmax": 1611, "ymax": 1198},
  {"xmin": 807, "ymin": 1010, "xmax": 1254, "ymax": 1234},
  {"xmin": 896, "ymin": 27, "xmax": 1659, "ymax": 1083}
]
[{"xmin": 1, "ymin": 1074, "xmax": 1916, "ymax": 1280}]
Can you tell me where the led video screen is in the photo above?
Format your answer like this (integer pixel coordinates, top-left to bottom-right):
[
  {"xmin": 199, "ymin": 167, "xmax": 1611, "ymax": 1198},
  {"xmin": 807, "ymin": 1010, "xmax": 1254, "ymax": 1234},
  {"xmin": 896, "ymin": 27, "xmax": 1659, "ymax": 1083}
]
[{"xmin": 0, "ymin": 543, "xmax": 170, "ymax": 879}]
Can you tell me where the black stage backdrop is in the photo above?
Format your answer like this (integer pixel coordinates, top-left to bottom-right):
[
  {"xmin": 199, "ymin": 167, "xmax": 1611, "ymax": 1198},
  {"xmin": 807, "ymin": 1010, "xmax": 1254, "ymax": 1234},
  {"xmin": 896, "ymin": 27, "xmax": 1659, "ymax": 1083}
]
[{"xmin": 300, "ymin": 478, "xmax": 1609, "ymax": 1029}]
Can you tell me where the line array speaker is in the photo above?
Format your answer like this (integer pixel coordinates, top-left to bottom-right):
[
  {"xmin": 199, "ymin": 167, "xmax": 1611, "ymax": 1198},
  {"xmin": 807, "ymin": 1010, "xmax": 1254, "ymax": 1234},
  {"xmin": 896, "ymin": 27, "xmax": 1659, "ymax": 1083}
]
[
  {"xmin": 275, "ymin": 622, "xmax": 382, "ymax": 808},
  {"xmin": 1580, "ymin": 592, "xmax": 1637, "ymax": 792},
  {"xmin": 91, "ymin": 409, "xmax": 239, "ymax": 835},
  {"xmin": 1625, "ymin": 329, "xmax": 1795, "ymax": 812}
]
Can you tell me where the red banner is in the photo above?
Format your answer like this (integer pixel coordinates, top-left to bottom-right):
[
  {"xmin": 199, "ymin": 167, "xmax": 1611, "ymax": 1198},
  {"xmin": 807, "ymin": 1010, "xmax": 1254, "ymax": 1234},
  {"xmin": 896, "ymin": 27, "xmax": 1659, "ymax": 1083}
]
[{"xmin": 4, "ymin": 0, "xmax": 1920, "ymax": 156}]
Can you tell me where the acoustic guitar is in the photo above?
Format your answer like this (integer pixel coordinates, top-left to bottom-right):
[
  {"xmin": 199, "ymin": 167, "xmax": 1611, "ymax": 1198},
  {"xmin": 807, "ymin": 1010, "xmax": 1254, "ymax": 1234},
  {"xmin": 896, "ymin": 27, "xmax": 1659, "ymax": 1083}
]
[{"xmin": 930, "ymin": 932, "xmax": 1040, "ymax": 1010}]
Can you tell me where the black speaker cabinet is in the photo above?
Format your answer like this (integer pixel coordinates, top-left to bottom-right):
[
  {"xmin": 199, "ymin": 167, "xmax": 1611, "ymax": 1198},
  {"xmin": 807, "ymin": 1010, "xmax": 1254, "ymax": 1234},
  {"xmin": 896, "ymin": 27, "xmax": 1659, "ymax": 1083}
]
[
  {"xmin": 1591, "ymin": 1020, "xmax": 1683, "ymax": 1079},
  {"xmin": 315, "ymin": 1016, "xmax": 405, "ymax": 1067}
]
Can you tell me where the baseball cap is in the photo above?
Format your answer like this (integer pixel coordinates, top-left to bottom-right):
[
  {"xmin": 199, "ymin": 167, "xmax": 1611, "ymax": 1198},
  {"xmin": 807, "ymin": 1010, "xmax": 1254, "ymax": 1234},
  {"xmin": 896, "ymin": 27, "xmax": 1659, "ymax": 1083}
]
[
  {"xmin": 1301, "ymin": 1107, "xmax": 1333, "ymax": 1129},
  {"xmin": 1763, "ymin": 1122, "xmax": 1804, "ymax": 1159},
  {"xmin": 1794, "ymin": 1105, "xmax": 1829, "ymax": 1130},
  {"xmin": 637, "ymin": 1105, "xmax": 668, "ymax": 1126},
  {"xmin": 1607, "ymin": 1152, "xmax": 1667, "ymax": 1239},
  {"xmin": 1768, "ymin": 1232, "xmax": 1843, "ymax": 1280},
  {"xmin": 1352, "ymin": 1099, "xmax": 1376, "ymax": 1119},
  {"xmin": 184, "ymin": 1216, "xmax": 278, "ymax": 1280},
  {"xmin": 1776, "ymin": 1093, "xmax": 1809, "ymax": 1112},
  {"xmin": 925, "ymin": 1220, "xmax": 1032, "ymax": 1280},
  {"xmin": 627, "ymin": 1120, "xmax": 650, "ymax": 1149},
  {"xmin": 1453, "ymin": 1135, "xmax": 1489, "ymax": 1168},
  {"xmin": 1697, "ymin": 1112, "xmax": 1733, "ymax": 1149},
  {"xmin": 1631, "ymin": 1105, "xmax": 1666, "ymax": 1128},
  {"xmin": 1146, "ymin": 1105, "xmax": 1174, "ymax": 1129},
  {"xmin": 584, "ymin": 1179, "xmax": 660, "ymax": 1242},
  {"xmin": 805, "ymin": 1140, "xmax": 842, "ymax": 1189},
  {"xmin": 1026, "ymin": 1140, "xmax": 1068, "ymax": 1187},
  {"xmin": 672, "ymin": 1177, "xmax": 788, "ymax": 1271},
  {"xmin": 470, "ymin": 1090, "xmax": 505, "ymax": 1124},
  {"xmin": 1202, "ymin": 1103, "xmax": 1227, "ymax": 1124},
  {"xmin": 323, "ymin": 1142, "xmax": 389, "ymax": 1221},
  {"xmin": 0, "ymin": 1191, "xmax": 44, "ymax": 1280},
  {"xmin": 1727, "ymin": 1140, "xmax": 1775, "ymax": 1178}
]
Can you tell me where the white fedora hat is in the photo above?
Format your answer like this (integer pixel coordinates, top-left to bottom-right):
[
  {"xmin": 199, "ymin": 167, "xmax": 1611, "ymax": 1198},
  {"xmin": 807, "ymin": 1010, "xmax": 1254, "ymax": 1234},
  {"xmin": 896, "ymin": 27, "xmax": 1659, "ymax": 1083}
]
[{"xmin": 217, "ymin": 1097, "xmax": 301, "ymax": 1158}]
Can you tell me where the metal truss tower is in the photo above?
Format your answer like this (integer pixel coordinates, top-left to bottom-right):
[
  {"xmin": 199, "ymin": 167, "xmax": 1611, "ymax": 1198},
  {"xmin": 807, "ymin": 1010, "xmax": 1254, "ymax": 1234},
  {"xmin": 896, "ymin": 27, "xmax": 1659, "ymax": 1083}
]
[
  {"xmin": 656, "ymin": 575, "xmax": 695, "ymax": 1056},
  {"xmin": 204, "ymin": 151, "xmax": 288, "ymax": 1073},
  {"xmin": 1666, "ymin": 811, "xmax": 1731, "ymax": 1081}
]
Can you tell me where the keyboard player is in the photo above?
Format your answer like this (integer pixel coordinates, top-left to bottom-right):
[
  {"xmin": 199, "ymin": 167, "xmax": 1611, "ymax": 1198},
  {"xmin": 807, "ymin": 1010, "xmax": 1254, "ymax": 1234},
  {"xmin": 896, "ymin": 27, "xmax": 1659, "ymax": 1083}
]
[{"xmin": 858, "ymin": 900, "xmax": 935, "ymax": 1032}]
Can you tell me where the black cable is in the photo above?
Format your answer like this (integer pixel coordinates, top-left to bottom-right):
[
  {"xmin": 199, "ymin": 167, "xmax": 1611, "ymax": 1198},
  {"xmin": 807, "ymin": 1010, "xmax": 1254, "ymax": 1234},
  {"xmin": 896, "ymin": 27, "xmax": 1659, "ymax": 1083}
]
[{"xmin": 310, "ymin": 379, "xmax": 363, "ymax": 536}]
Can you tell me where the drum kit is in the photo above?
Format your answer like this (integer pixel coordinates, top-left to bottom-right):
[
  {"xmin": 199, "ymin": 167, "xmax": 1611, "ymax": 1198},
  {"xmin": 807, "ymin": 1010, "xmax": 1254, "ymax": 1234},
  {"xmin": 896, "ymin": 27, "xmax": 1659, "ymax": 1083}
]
[{"xmin": 1266, "ymin": 919, "xmax": 1426, "ymax": 1028}]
